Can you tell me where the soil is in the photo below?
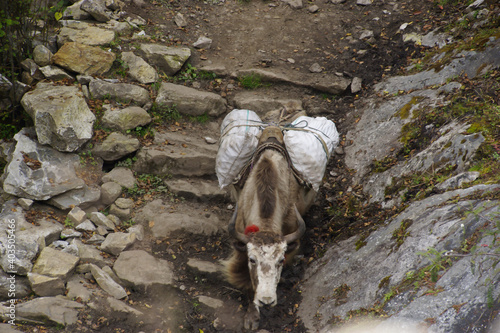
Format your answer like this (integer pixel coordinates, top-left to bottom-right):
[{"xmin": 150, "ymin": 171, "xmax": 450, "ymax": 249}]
[{"xmin": 13, "ymin": 0, "xmax": 479, "ymax": 332}]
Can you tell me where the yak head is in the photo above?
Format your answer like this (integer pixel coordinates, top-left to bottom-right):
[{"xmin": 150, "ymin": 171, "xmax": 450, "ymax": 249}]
[{"xmin": 228, "ymin": 205, "xmax": 305, "ymax": 307}]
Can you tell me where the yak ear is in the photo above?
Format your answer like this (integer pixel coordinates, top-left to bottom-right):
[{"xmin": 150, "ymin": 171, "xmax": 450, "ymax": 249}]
[
  {"xmin": 233, "ymin": 241, "xmax": 247, "ymax": 253},
  {"xmin": 286, "ymin": 241, "xmax": 299, "ymax": 254}
]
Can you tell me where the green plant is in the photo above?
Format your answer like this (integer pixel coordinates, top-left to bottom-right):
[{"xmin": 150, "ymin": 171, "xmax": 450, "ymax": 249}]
[
  {"xmin": 198, "ymin": 70, "xmax": 217, "ymax": 80},
  {"xmin": 64, "ymin": 216, "xmax": 74, "ymax": 228},
  {"xmin": 151, "ymin": 102, "xmax": 182, "ymax": 123},
  {"xmin": 116, "ymin": 157, "xmax": 137, "ymax": 168},
  {"xmin": 114, "ymin": 57, "xmax": 128, "ymax": 78},
  {"xmin": 238, "ymin": 73, "xmax": 267, "ymax": 89},
  {"xmin": 188, "ymin": 113, "xmax": 209, "ymax": 124},
  {"xmin": 176, "ymin": 63, "xmax": 198, "ymax": 82},
  {"xmin": 417, "ymin": 247, "xmax": 452, "ymax": 283}
]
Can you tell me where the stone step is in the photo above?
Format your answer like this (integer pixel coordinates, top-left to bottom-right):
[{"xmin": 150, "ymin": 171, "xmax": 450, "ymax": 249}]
[
  {"xmin": 165, "ymin": 177, "xmax": 229, "ymax": 202},
  {"xmin": 133, "ymin": 131, "xmax": 219, "ymax": 177}
]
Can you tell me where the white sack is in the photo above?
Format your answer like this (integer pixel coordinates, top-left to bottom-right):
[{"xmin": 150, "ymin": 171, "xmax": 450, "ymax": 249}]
[
  {"xmin": 284, "ymin": 116, "xmax": 339, "ymax": 191},
  {"xmin": 216, "ymin": 109, "xmax": 263, "ymax": 188}
]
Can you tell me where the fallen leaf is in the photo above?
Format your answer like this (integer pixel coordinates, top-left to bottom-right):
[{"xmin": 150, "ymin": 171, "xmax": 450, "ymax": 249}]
[{"xmin": 149, "ymin": 221, "xmax": 155, "ymax": 228}]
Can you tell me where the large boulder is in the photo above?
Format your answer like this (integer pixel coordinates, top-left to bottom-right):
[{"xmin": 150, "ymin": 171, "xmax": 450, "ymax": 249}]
[
  {"xmin": 299, "ymin": 185, "xmax": 500, "ymax": 333},
  {"xmin": 57, "ymin": 21, "xmax": 115, "ymax": 47},
  {"xmin": 89, "ymin": 80, "xmax": 151, "ymax": 107},
  {"xmin": 21, "ymin": 83, "xmax": 95, "ymax": 152},
  {"xmin": 52, "ymin": 42, "xmax": 116, "ymax": 76},
  {"xmin": 92, "ymin": 132, "xmax": 140, "ymax": 161},
  {"xmin": 1, "ymin": 128, "xmax": 85, "ymax": 200},
  {"xmin": 156, "ymin": 82, "xmax": 227, "ymax": 117},
  {"xmin": 14, "ymin": 296, "xmax": 84, "ymax": 326}
]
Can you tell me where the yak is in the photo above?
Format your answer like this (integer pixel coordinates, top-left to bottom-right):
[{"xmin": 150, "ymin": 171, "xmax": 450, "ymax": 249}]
[{"xmin": 224, "ymin": 126, "xmax": 316, "ymax": 330}]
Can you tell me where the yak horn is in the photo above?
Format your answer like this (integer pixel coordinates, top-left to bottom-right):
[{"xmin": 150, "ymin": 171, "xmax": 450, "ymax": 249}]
[
  {"xmin": 284, "ymin": 205, "xmax": 306, "ymax": 244},
  {"xmin": 228, "ymin": 205, "xmax": 248, "ymax": 244}
]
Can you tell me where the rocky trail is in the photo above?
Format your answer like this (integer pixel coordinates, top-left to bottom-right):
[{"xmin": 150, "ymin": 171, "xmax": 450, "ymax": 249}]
[{"xmin": 1, "ymin": 0, "xmax": 500, "ymax": 332}]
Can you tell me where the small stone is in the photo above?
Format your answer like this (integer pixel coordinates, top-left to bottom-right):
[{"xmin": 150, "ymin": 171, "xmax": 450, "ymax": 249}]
[
  {"xmin": 97, "ymin": 225, "xmax": 109, "ymax": 236},
  {"xmin": 356, "ymin": 0, "xmax": 372, "ymax": 5},
  {"xmin": 89, "ymin": 212, "xmax": 115, "ymax": 230},
  {"xmin": 28, "ymin": 273, "xmax": 65, "ymax": 297},
  {"xmin": 193, "ymin": 36, "xmax": 212, "ymax": 49},
  {"xmin": 75, "ymin": 220, "xmax": 97, "ymax": 232},
  {"xmin": 287, "ymin": 58, "xmax": 295, "ymax": 64},
  {"xmin": 309, "ymin": 63, "xmax": 322, "ymax": 73},
  {"xmin": 68, "ymin": 207, "xmax": 87, "ymax": 226},
  {"xmin": 308, "ymin": 5, "xmax": 319, "ymax": 13},
  {"xmin": 100, "ymin": 182, "xmax": 122, "ymax": 205},
  {"xmin": 204, "ymin": 137, "xmax": 217, "ymax": 144},
  {"xmin": 109, "ymin": 204, "xmax": 131, "ymax": 220},
  {"xmin": 174, "ymin": 13, "xmax": 187, "ymax": 27},
  {"xmin": 61, "ymin": 229, "xmax": 82, "ymax": 239},
  {"xmin": 87, "ymin": 234, "xmax": 105, "ymax": 245},
  {"xmin": 100, "ymin": 232, "xmax": 136, "ymax": 256},
  {"xmin": 18, "ymin": 198, "xmax": 34, "ymax": 210},
  {"xmin": 351, "ymin": 77, "xmax": 363, "ymax": 94},
  {"xmin": 115, "ymin": 198, "xmax": 134, "ymax": 209},
  {"xmin": 127, "ymin": 224, "xmax": 144, "ymax": 241},
  {"xmin": 90, "ymin": 264, "xmax": 127, "ymax": 299}
]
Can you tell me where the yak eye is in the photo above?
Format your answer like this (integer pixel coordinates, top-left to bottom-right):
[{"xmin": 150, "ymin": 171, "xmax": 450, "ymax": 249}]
[
  {"xmin": 279, "ymin": 257, "xmax": 285, "ymax": 265},
  {"xmin": 249, "ymin": 257, "xmax": 256, "ymax": 265}
]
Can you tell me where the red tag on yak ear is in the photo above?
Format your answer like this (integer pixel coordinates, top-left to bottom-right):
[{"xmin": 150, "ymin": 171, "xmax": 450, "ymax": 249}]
[{"xmin": 244, "ymin": 225, "xmax": 260, "ymax": 235}]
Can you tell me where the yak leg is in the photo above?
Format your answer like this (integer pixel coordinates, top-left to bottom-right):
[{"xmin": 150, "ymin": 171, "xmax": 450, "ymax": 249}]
[{"xmin": 244, "ymin": 302, "xmax": 260, "ymax": 331}]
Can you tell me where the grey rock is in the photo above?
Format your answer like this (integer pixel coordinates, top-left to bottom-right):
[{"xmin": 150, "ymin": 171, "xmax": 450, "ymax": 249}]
[
  {"xmin": 356, "ymin": 0, "xmax": 372, "ymax": 5},
  {"xmin": 75, "ymin": 220, "xmax": 96, "ymax": 232},
  {"xmin": 193, "ymin": 36, "xmax": 212, "ymax": 49},
  {"xmin": 375, "ymin": 39, "xmax": 500, "ymax": 94},
  {"xmin": 53, "ymin": 42, "xmax": 116, "ymax": 76},
  {"xmin": 121, "ymin": 51, "xmax": 158, "ymax": 84},
  {"xmin": 33, "ymin": 45, "xmax": 53, "ymax": 66},
  {"xmin": 351, "ymin": 77, "xmax": 363, "ymax": 94},
  {"xmin": 308, "ymin": 63, "xmax": 322, "ymax": 73},
  {"xmin": 282, "ymin": 0, "xmax": 303, "ymax": 9},
  {"xmin": 89, "ymin": 80, "xmax": 150, "ymax": 106},
  {"xmin": 60, "ymin": 229, "xmax": 82, "ymax": 239},
  {"xmin": 72, "ymin": 239, "xmax": 109, "ymax": 267},
  {"xmin": 97, "ymin": 225, "xmax": 109, "ymax": 236},
  {"xmin": 102, "ymin": 265, "xmax": 123, "ymax": 285},
  {"xmin": 436, "ymin": 171, "xmax": 480, "ymax": 191},
  {"xmin": 135, "ymin": 199, "xmax": 224, "ymax": 238},
  {"xmin": 308, "ymin": 5, "xmax": 319, "ymax": 13},
  {"xmin": 106, "ymin": 297, "xmax": 143, "ymax": 318},
  {"xmin": 359, "ymin": 29, "xmax": 374, "ymax": 40},
  {"xmin": 156, "ymin": 82, "xmax": 227, "ymax": 117},
  {"xmin": 15, "ymin": 296, "xmax": 84, "ymax": 326},
  {"xmin": 0, "ymin": 323, "xmax": 22, "ymax": 333},
  {"xmin": 28, "ymin": 273, "xmax": 65, "ymax": 297},
  {"xmin": 87, "ymin": 234, "xmax": 106, "ymax": 245},
  {"xmin": 63, "ymin": 1, "xmax": 92, "ymax": 20},
  {"xmin": 187, "ymin": 258, "xmax": 222, "ymax": 275},
  {"xmin": 89, "ymin": 212, "xmax": 116, "ymax": 230},
  {"xmin": 233, "ymin": 91, "xmax": 302, "ymax": 115},
  {"xmin": 68, "ymin": 207, "xmax": 87, "ymax": 226},
  {"xmin": 39, "ymin": 65, "xmax": 74, "ymax": 81},
  {"xmin": 21, "ymin": 83, "xmax": 95, "ymax": 152},
  {"xmin": 101, "ymin": 105, "xmax": 152, "ymax": 131},
  {"xmin": 198, "ymin": 295, "xmax": 224, "ymax": 309},
  {"xmin": 90, "ymin": 264, "xmax": 128, "ymax": 299},
  {"xmin": 102, "ymin": 167, "xmax": 137, "ymax": 189},
  {"xmin": 100, "ymin": 182, "xmax": 123, "ymax": 205},
  {"xmin": 115, "ymin": 198, "xmax": 134, "ymax": 209},
  {"xmin": 31, "ymin": 247, "xmax": 79, "ymax": 281},
  {"xmin": 127, "ymin": 224, "xmax": 144, "ymax": 241},
  {"xmin": 0, "ymin": 200, "xmax": 63, "ymax": 275},
  {"xmin": 174, "ymin": 12, "xmax": 187, "ymax": 27},
  {"xmin": 48, "ymin": 184, "xmax": 101, "ymax": 210},
  {"xmin": 0, "ymin": 270, "xmax": 31, "ymax": 301},
  {"xmin": 299, "ymin": 185, "xmax": 500, "ymax": 331},
  {"xmin": 100, "ymin": 232, "xmax": 136, "ymax": 256},
  {"xmin": 109, "ymin": 204, "xmax": 131, "ymax": 220},
  {"xmin": 113, "ymin": 250, "xmax": 175, "ymax": 290},
  {"xmin": 81, "ymin": 0, "xmax": 111, "ymax": 22},
  {"xmin": 136, "ymin": 43, "xmax": 191, "ymax": 76},
  {"xmin": 17, "ymin": 198, "xmax": 33, "ymax": 210},
  {"xmin": 92, "ymin": 132, "xmax": 140, "ymax": 161},
  {"xmin": 133, "ymin": 135, "xmax": 217, "ymax": 177},
  {"xmin": 165, "ymin": 178, "xmax": 227, "ymax": 202},
  {"xmin": 66, "ymin": 275, "xmax": 92, "ymax": 302},
  {"xmin": 344, "ymin": 89, "xmax": 445, "ymax": 184}
]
